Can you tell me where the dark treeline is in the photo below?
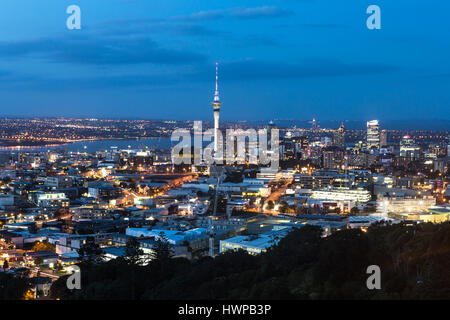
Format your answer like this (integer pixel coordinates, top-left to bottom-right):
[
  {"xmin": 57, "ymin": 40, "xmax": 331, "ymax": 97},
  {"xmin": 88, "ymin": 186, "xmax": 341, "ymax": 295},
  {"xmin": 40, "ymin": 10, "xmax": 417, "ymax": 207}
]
[
  {"xmin": 48, "ymin": 222, "xmax": 450, "ymax": 300},
  {"xmin": 0, "ymin": 272, "xmax": 30, "ymax": 300}
]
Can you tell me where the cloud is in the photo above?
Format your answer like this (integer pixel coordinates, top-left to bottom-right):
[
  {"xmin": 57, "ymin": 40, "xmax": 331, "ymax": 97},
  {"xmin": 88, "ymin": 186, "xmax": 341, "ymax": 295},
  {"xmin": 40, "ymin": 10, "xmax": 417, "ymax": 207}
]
[
  {"xmin": 0, "ymin": 69, "xmax": 180, "ymax": 90},
  {"xmin": 297, "ymin": 23, "xmax": 349, "ymax": 29},
  {"xmin": 95, "ymin": 19, "xmax": 224, "ymax": 38},
  {"xmin": 0, "ymin": 34, "xmax": 206, "ymax": 66},
  {"xmin": 0, "ymin": 58, "xmax": 398, "ymax": 92},
  {"xmin": 99, "ymin": 5, "xmax": 292, "ymax": 36},
  {"xmin": 79, "ymin": 6, "xmax": 288, "ymax": 50},
  {"xmin": 230, "ymin": 6, "xmax": 293, "ymax": 19},
  {"xmin": 174, "ymin": 6, "xmax": 293, "ymax": 21},
  {"xmin": 0, "ymin": 5, "xmax": 290, "ymax": 72},
  {"xmin": 188, "ymin": 59, "xmax": 399, "ymax": 82}
]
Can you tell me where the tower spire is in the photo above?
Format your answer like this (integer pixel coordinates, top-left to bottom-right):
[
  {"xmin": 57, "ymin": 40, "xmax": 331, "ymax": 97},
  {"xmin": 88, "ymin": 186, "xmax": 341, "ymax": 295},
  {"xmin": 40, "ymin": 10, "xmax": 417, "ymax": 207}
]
[
  {"xmin": 212, "ymin": 62, "xmax": 222, "ymax": 154},
  {"xmin": 214, "ymin": 62, "xmax": 220, "ymax": 102}
]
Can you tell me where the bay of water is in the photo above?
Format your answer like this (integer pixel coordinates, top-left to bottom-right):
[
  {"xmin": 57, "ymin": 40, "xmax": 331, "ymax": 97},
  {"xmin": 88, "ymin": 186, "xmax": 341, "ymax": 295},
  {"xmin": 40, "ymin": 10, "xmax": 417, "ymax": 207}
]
[
  {"xmin": 0, "ymin": 137, "xmax": 174, "ymax": 153},
  {"xmin": 66, "ymin": 138, "xmax": 173, "ymax": 153}
]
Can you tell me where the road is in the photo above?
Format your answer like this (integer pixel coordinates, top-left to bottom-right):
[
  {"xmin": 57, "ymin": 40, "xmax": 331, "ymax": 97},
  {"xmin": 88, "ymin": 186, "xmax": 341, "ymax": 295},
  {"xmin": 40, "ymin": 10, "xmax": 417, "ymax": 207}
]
[
  {"xmin": 247, "ymin": 179, "xmax": 293, "ymax": 215},
  {"xmin": 122, "ymin": 173, "xmax": 198, "ymax": 204},
  {"xmin": 35, "ymin": 213, "xmax": 73, "ymax": 228}
]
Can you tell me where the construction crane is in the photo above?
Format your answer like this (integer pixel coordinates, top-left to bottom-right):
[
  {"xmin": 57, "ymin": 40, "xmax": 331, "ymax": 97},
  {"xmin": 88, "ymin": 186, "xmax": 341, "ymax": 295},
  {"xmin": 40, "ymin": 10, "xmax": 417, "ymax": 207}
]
[{"xmin": 208, "ymin": 165, "xmax": 225, "ymax": 257}]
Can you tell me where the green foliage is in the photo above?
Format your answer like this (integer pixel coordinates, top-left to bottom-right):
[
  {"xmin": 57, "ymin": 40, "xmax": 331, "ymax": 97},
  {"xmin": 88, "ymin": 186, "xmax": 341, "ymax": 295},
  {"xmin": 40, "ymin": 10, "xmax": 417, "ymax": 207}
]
[
  {"xmin": 53, "ymin": 222, "xmax": 450, "ymax": 300},
  {"xmin": 77, "ymin": 236, "xmax": 104, "ymax": 265},
  {"xmin": 223, "ymin": 171, "xmax": 244, "ymax": 184},
  {"xmin": 125, "ymin": 237, "xmax": 144, "ymax": 266},
  {"xmin": 32, "ymin": 241, "xmax": 56, "ymax": 252},
  {"xmin": 34, "ymin": 257, "xmax": 44, "ymax": 266},
  {"xmin": 0, "ymin": 273, "xmax": 30, "ymax": 300},
  {"xmin": 1, "ymin": 177, "xmax": 11, "ymax": 185},
  {"xmin": 150, "ymin": 232, "xmax": 173, "ymax": 263},
  {"xmin": 279, "ymin": 201, "xmax": 290, "ymax": 213}
]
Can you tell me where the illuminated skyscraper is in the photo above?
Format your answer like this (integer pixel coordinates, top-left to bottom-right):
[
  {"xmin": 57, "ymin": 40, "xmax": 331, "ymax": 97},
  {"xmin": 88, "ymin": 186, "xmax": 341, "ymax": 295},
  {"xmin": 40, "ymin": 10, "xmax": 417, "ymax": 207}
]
[
  {"xmin": 333, "ymin": 123, "xmax": 345, "ymax": 149},
  {"xmin": 400, "ymin": 135, "xmax": 420, "ymax": 160},
  {"xmin": 447, "ymin": 136, "xmax": 450, "ymax": 157},
  {"xmin": 212, "ymin": 62, "xmax": 222, "ymax": 154},
  {"xmin": 366, "ymin": 120, "xmax": 380, "ymax": 150},
  {"xmin": 380, "ymin": 129, "xmax": 387, "ymax": 147},
  {"xmin": 311, "ymin": 118, "xmax": 317, "ymax": 130}
]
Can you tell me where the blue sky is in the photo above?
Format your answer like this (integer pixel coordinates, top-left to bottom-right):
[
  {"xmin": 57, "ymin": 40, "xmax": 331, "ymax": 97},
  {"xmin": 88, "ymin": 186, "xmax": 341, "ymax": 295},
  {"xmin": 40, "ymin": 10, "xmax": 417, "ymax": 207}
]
[{"xmin": 0, "ymin": 0, "xmax": 449, "ymax": 121}]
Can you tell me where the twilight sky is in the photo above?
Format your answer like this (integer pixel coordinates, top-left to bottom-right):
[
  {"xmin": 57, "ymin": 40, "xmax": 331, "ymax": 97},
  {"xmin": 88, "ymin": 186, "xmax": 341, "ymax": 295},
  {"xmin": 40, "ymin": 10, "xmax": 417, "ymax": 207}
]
[{"xmin": 0, "ymin": 0, "xmax": 449, "ymax": 121}]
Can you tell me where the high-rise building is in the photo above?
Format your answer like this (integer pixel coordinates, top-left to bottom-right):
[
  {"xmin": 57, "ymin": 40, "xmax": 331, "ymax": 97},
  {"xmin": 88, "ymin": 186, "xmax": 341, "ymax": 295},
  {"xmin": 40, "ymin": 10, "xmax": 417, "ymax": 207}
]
[
  {"xmin": 333, "ymin": 123, "xmax": 345, "ymax": 149},
  {"xmin": 447, "ymin": 136, "xmax": 450, "ymax": 156},
  {"xmin": 292, "ymin": 136, "xmax": 309, "ymax": 150},
  {"xmin": 322, "ymin": 146, "xmax": 345, "ymax": 169},
  {"xmin": 380, "ymin": 129, "xmax": 387, "ymax": 147},
  {"xmin": 266, "ymin": 120, "xmax": 277, "ymax": 148},
  {"xmin": 400, "ymin": 135, "xmax": 421, "ymax": 160},
  {"xmin": 212, "ymin": 62, "xmax": 222, "ymax": 154},
  {"xmin": 280, "ymin": 133, "xmax": 296, "ymax": 161},
  {"xmin": 366, "ymin": 120, "xmax": 380, "ymax": 150}
]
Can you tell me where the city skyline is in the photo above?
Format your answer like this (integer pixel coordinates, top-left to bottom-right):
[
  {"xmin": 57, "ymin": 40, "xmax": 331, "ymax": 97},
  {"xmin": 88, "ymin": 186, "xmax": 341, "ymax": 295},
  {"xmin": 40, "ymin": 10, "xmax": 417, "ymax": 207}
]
[
  {"xmin": 1, "ymin": 0, "xmax": 450, "ymax": 305},
  {"xmin": 0, "ymin": 1, "xmax": 449, "ymax": 120},
  {"xmin": 1, "ymin": 116, "xmax": 450, "ymax": 131}
]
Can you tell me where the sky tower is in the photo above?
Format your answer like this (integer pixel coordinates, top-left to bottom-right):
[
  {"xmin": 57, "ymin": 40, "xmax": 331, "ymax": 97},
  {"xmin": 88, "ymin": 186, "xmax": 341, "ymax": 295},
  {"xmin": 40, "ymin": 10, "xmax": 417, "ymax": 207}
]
[{"xmin": 212, "ymin": 62, "xmax": 222, "ymax": 153}]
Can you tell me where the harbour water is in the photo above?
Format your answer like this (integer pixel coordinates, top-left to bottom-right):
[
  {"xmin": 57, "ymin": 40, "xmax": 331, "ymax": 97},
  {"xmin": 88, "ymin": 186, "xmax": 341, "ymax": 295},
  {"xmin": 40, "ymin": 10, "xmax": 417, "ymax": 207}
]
[
  {"xmin": 0, "ymin": 137, "xmax": 174, "ymax": 153},
  {"xmin": 66, "ymin": 137, "xmax": 173, "ymax": 153}
]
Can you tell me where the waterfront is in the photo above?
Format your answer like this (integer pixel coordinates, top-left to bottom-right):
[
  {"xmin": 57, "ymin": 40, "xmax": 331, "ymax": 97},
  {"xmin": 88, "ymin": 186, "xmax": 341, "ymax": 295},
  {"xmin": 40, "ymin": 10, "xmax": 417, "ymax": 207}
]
[{"xmin": 0, "ymin": 137, "xmax": 173, "ymax": 153}]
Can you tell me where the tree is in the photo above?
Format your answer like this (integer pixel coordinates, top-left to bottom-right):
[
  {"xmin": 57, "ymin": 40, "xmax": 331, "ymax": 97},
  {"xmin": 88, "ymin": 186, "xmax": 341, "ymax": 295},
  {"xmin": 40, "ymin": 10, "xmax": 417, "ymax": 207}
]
[
  {"xmin": 350, "ymin": 207, "xmax": 360, "ymax": 215},
  {"xmin": 41, "ymin": 222, "xmax": 450, "ymax": 300},
  {"xmin": 32, "ymin": 241, "xmax": 56, "ymax": 252},
  {"xmin": 295, "ymin": 206, "xmax": 304, "ymax": 215},
  {"xmin": 77, "ymin": 236, "xmax": 104, "ymax": 264},
  {"xmin": 125, "ymin": 237, "xmax": 144, "ymax": 265},
  {"xmin": 279, "ymin": 201, "xmax": 290, "ymax": 213},
  {"xmin": 223, "ymin": 171, "xmax": 243, "ymax": 183},
  {"xmin": 54, "ymin": 208, "xmax": 69, "ymax": 218},
  {"xmin": 168, "ymin": 204, "xmax": 178, "ymax": 215},
  {"xmin": 1, "ymin": 176, "xmax": 11, "ymax": 185},
  {"xmin": 150, "ymin": 232, "xmax": 172, "ymax": 263},
  {"xmin": 209, "ymin": 195, "xmax": 227, "ymax": 214},
  {"xmin": 364, "ymin": 206, "xmax": 377, "ymax": 213},
  {"xmin": 34, "ymin": 257, "xmax": 44, "ymax": 267},
  {"xmin": 0, "ymin": 273, "xmax": 30, "ymax": 300},
  {"xmin": 55, "ymin": 262, "xmax": 63, "ymax": 272}
]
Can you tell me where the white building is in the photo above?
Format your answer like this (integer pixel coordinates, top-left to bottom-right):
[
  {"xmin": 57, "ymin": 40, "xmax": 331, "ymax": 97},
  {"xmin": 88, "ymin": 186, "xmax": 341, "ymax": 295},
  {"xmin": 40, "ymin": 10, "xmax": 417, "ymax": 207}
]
[
  {"xmin": 257, "ymin": 168, "xmax": 281, "ymax": 181},
  {"xmin": 367, "ymin": 120, "xmax": 380, "ymax": 150},
  {"xmin": 126, "ymin": 227, "xmax": 209, "ymax": 246},
  {"xmin": 37, "ymin": 193, "xmax": 69, "ymax": 208},
  {"xmin": 310, "ymin": 188, "xmax": 371, "ymax": 203},
  {"xmin": 44, "ymin": 176, "xmax": 73, "ymax": 189},
  {"xmin": 376, "ymin": 197, "xmax": 436, "ymax": 215},
  {"xmin": 220, "ymin": 227, "xmax": 292, "ymax": 255}
]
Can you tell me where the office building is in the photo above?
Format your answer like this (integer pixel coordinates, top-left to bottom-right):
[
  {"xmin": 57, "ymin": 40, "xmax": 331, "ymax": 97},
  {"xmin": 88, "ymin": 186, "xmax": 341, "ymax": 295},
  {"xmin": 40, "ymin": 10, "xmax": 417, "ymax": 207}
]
[
  {"xmin": 333, "ymin": 123, "xmax": 345, "ymax": 148},
  {"xmin": 367, "ymin": 120, "xmax": 380, "ymax": 150}
]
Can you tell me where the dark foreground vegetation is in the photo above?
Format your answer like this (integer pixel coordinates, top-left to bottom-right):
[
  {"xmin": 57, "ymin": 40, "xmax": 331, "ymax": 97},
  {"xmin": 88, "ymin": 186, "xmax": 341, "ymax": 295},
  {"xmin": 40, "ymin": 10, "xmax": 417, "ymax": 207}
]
[
  {"xmin": 2, "ymin": 222, "xmax": 449, "ymax": 300},
  {"xmin": 46, "ymin": 222, "xmax": 450, "ymax": 300}
]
